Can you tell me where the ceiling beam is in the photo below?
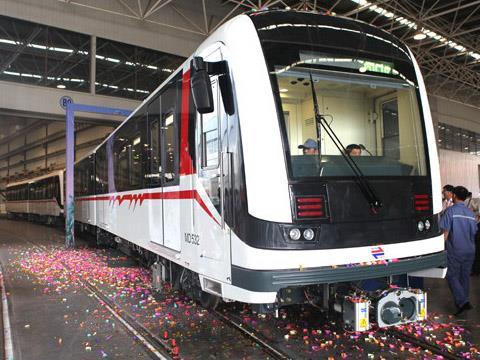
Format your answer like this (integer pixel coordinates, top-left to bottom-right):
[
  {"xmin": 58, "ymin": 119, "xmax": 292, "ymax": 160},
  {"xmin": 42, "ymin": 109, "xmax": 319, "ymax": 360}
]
[
  {"xmin": 421, "ymin": 0, "xmax": 480, "ymax": 21},
  {"xmin": 0, "ymin": 27, "xmax": 42, "ymax": 74}
]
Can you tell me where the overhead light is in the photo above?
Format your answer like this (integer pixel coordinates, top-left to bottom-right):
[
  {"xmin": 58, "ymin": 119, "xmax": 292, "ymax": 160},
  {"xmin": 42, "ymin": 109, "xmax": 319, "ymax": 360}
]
[
  {"xmin": 57, "ymin": 84, "xmax": 66, "ymax": 89},
  {"xmin": 280, "ymin": 88, "xmax": 289, "ymax": 93},
  {"xmin": 413, "ymin": 31, "xmax": 427, "ymax": 41}
]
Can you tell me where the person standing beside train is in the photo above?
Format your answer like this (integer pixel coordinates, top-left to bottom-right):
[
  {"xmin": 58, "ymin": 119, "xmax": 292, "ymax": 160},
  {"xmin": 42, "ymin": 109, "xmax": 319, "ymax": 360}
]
[
  {"xmin": 466, "ymin": 192, "xmax": 480, "ymax": 276},
  {"xmin": 441, "ymin": 184, "xmax": 455, "ymax": 214},
  {"xmin": 439, "ymin": 186, "xmax": 477, "ymax": 315}
]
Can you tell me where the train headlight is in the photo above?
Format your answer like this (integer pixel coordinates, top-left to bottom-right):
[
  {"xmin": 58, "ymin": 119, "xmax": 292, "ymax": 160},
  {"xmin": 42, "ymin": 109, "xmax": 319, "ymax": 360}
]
[
  {"xmin": 303, "ymin": 228, "xmax": 315, "ymax": 241},
  {"xmin": 289, "ymin": 228, "xmax": 301, "ymax": 241},
  {"xmin": 417, "ymin": 221, "xmax": 425, "ymax": 232},
  {"xmin": 424, "ymin": 219, "xmax": 431, "ymax": 231}
]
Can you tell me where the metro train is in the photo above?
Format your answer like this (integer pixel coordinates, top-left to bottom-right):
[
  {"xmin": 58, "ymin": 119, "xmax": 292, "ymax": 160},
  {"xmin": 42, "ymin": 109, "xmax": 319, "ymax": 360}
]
[
  {"xmin": 6, "ymin": 10, "xmax": 446, "ymax": 330},
  {"xmin": 5, "ymin": 171, "xmax": 64, "ymax": 225}
]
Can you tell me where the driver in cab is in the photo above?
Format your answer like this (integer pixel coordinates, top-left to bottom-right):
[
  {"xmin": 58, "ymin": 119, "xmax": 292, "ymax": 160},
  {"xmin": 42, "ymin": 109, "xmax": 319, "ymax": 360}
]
[
  {"xmin": 346, "ymin": 144, "xmax": 362, "ymax": 156},
  {"xmin": 298, "ymin": 138, "xmax": 319, "ymax": 155}
]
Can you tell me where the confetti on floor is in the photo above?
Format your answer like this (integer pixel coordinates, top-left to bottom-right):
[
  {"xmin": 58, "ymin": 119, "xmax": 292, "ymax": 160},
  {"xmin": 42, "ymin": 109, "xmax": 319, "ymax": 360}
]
[{"xmin": 14, "ymin": 245, "xmax": 480, "ymax": 359}]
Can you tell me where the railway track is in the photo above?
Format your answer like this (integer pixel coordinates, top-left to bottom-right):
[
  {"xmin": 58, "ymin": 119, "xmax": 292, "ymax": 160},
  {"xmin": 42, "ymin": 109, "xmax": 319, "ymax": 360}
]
[
  {"xmin": 216, "ymin": 306, "xmax": 468, "ymax": 360},
  {"xmin": 213, "ymin": 309, "xmax": 290, "ymax": 360},
  {"xmin": 12, "ymin": 234, "xmax": 173, "ymax": 360},
  {"xmin": 385, "ymin": 328, "xmax": 464, "ymax": 360},
  {"xmin": 10, "ymin": 229, "xmax": 290, "ymax": 359},
  {"xmin": 3, "ymin": 223, "xmax": 471, "ymax": 360}
]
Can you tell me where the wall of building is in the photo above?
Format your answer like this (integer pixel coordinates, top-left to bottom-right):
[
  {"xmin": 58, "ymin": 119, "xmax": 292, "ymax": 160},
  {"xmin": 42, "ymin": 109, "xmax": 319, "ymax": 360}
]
[
  {"xmin": 438, "ymin": 150, "xmax": 479, "ymax": 195},
  {"xmin": 0, "ymin": 0, "xmax": 209, "ymax": 58},
  {"xmin": 429, "ymin": 95, "xmax": 480, "ymax": 195},
  {"xmin": 0, "ymin": 81, "xmax": 140, "ymax": 121},
  {"xmin": 0, "ymin": 121, "xmax": 114, "ymax": 180}
]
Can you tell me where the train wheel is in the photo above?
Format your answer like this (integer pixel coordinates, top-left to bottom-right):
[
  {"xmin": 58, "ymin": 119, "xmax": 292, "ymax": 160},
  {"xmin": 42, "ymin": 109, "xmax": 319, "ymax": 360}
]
[
  {"xmin": 199, "ymin": 291, "xmax": 220, "ymax": 309},
  {"xmin": 179, "ymin": 269, "xmax": 220, "ymax": 310}
]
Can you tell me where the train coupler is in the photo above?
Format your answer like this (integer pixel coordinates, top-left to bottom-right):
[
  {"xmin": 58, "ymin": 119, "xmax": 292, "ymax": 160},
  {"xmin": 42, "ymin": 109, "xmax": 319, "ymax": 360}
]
[
  {"xmin": 337, "ymin": 288, "xmax": 427, "ymax": 331},
  {"xmin": 375, "ymin": 287, "xmax": 427, "ymax": 328}
]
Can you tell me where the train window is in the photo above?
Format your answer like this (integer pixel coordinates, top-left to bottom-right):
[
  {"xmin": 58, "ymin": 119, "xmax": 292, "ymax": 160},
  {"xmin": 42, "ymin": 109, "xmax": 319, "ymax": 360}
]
[
  {"xmin": 112, "ymin": 108, "xmax": 147, "ymax": 191},
  {"xmin": 75, "ymin": 166, "xmax": 81, "ymax": 197},
  {"xmin": 273, "ymin": 68, "xmax": 427, "ymax": 177},
  {"xmin": 88, "ymin": 155, "xmax": 95, "ymax": 195},
  {"xmin": 41, "ymin": 181, "xmax": 45, "ymax": 199},
  {"xmin": 160, "ymin": 78, "xmax": 179, "ymax": 186},
  {"xmin": 148, "ymin": 96, "xmax": 161, "ymax": 187},
  {"xmin": 78, "ymin": 160, "xmax": 89, "ymax": 196},
  {"xmin": 96, "ymin": 145, "xmax": 108, "ymax": 194},
  {"xmin": 163, "ymin": 112, "xmax": 176, "ymax": 183},
  {"xmin": 130, "ymin": 131, "xmax": 144, "ymax": 188},
  {"xmin": 118, "ymin": 146, "xmax": 129, "ymax": 191},
  {"xmin": 201, "ymin": 80, "xmax": 220, "ymax": 169},
  {"xmin": 55, "ymin": 177, "xmax": 60, "ymax": 203},
  {"xmin": 260, "ymin": 39, "xmax": 429, "ymax": 177}
]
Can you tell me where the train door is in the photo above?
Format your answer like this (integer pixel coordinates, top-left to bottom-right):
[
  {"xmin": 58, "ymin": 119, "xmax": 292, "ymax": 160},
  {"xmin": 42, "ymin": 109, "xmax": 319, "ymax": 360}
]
[
  {"xmin": 147, "ymin": 78, "xmax": 182, "ymax": 251},
  {"xmin": 195, "ymin": 46, "xmax": 232, "ymax": 283},
  {"xmin": 147, "ymin": 96, "xmax": 164, "ymax": 247},
  {"xmin": 160, "ymin": 80, "xmax": 181, "ymax": 251}
]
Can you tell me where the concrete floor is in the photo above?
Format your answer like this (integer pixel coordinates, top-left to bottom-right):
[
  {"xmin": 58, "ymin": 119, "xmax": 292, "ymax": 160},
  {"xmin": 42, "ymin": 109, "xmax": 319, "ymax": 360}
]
[
  {"xmin": 425, "ymin": 273, "xmax": 480, "ymax": 341},
  {"xmin": 0, "ymin": 218, "xmax": 478, "ymax": 359},
  {"xmin": 0, "ymin": 219, "xmax": 153, "ymax": 360}
]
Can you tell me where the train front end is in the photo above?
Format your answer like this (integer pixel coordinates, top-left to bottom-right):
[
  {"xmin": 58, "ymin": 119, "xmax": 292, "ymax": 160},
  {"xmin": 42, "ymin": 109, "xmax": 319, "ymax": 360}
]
[{"xmin": 215, "ymin": 11, "xmax": 446, "ymax": 329}]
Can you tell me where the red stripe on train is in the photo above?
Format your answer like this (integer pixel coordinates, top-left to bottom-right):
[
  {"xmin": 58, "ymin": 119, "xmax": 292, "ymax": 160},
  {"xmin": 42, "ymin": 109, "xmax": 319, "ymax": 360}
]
[
  {"xmin": 179, "ymin": 70, "xmax": 193, "ymax": 176},
  {"xmin": 76, "ymin": 190, "xmax": 219, "ymax": 225}
]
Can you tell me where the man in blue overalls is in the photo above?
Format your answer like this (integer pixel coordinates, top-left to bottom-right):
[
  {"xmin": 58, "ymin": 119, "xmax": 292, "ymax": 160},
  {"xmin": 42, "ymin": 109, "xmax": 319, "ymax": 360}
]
[{"xmin": 439, "ymin": 186, "xmax": 477, "ymax": 315}]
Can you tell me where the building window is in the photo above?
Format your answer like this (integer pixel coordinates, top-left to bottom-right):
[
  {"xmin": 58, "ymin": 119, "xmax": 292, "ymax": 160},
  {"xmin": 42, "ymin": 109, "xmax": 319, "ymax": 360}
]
[{"xmin": 438, "ymin": 122, "xmax": 480, "ymax": 155}]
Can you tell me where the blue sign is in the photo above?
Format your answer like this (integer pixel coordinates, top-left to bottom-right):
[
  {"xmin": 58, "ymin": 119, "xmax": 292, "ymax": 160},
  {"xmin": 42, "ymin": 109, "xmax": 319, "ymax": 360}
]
[{"xmin": 59, "ymin": 96, "xmax": 73, "ymax": 110}]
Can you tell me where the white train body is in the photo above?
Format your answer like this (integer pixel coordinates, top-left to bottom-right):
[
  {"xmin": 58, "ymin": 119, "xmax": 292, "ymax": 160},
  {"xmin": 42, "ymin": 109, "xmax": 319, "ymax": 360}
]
[
  {"xmin": 8, "ymin": 12, "xmax": 445, "ymax": 318},
  {"xmin": 6, "ymin": 171, "xmax": 64, "ymax": 221}
]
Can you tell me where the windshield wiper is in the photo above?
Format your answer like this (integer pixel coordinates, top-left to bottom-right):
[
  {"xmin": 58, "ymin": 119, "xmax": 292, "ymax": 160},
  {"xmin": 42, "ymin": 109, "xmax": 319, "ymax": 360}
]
[{"xmin": 309, "ymin": 73, "xmax": 382, "ymax": 213}]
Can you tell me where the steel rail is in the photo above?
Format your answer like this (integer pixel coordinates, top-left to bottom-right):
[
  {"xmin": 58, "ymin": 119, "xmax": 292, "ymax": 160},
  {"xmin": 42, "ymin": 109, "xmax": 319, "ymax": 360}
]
[
  {"xmin": 383, "ymin": 327, "xmax": 464, "ymax": 360},
  {"xmin": 213, "ymin": 309, "xmax": 291, "ymax": 360},
  {"xmin": 15, "ymin": 236, "xmax": 173, "ymax": 360}
]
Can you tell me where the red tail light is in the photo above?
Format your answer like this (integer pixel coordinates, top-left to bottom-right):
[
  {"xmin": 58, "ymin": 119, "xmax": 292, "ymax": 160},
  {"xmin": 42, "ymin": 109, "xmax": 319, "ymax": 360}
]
[
  {"xmin": 414, "ymin": 194, "xmax": 430, "ymax": 212},
  {"xmin": 295, "ymin": 196, "xmax": 326, "ymax": 219}
]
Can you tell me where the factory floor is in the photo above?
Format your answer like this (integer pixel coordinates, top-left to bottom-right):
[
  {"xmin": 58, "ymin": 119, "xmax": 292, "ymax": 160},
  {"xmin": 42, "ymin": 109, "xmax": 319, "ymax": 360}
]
[
  {"xmin": 0, "ymin": 218, "xmax": 153, "ymax": 360},
  {"xmin": 0, "ymin": 218, "xmax": 478, "ymax": 359}
]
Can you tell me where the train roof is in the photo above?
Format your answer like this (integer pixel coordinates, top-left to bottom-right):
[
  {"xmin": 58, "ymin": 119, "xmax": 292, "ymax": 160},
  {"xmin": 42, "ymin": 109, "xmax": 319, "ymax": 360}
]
[
  {"xmin": 247, "ymin": 9, "xmax": 409, "ymax": 53},
  {"xmin": 6, "ymin": 170, "xmax": 64, "ymax": 188}
]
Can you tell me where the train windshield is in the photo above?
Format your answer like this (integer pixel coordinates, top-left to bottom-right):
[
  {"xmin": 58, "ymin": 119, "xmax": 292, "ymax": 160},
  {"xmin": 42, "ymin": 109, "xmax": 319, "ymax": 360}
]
[{"xmin": 252, "ymin": 13, "xmax": 428, "ymax": 178}]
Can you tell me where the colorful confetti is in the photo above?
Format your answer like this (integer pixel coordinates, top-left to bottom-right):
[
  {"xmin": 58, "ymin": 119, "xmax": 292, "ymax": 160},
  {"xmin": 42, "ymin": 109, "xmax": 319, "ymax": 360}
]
[{"xmin": 10, "ymin": 244, "xmax": 479, "ymax": 359}]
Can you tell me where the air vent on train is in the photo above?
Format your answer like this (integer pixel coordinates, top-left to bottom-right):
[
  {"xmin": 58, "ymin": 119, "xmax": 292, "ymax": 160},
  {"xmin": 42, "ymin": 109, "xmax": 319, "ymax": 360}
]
[
  {"xmin": 414, "ymin": 194, "xmax": 430, "ymax": 212},
  {"xmin": 295, "ymin": 196, "xmax": 326, "ymax": 219}
]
